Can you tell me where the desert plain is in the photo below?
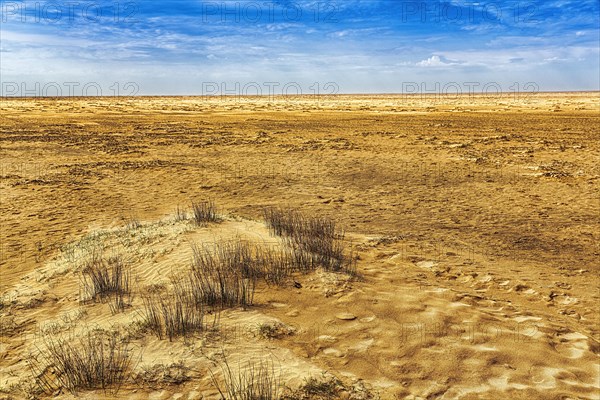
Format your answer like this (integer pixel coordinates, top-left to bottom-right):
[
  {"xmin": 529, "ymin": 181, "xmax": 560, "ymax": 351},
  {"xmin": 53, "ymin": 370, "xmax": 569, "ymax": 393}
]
[{"xmin": 0, "ymin": 92, "xmax": 599, "ymax": 399}]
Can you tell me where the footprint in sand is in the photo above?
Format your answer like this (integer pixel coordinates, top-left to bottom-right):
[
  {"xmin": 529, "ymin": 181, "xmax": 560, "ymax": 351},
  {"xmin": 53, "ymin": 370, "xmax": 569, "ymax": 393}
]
[
  {"xmin": 510, "ymin": 315, "xmax": 544, "ymax": 340},
  {"xmin": 528, "ymin": 366, "xmax": 561, "ymax": 390},
  {"xmin": 554, "ymin": 332, "xmax": 590, "ymax": 359},
  {"xmin": 511, "ymin": 283, "xmax": 537, "ymax": 295},
  {"xmin": 554, "ymin": 294, "xmax": 579, "ymax": 306},
  {"xmin": 350, "ymin": 338, "xmax": 375, "ymax": 353}
]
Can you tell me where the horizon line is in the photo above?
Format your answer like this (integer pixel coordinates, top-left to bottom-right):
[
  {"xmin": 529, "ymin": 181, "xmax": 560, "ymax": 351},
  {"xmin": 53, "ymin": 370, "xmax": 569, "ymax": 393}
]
[{"xmin": 2, "ymin": 90, "xmax": 599, "ymax": 99}]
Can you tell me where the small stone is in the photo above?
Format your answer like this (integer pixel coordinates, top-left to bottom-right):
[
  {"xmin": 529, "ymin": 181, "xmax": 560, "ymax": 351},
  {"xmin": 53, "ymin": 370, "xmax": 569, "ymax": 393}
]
[{"xmin": 336, "ymin": 313, "xmax": 357, "ymax": 321}]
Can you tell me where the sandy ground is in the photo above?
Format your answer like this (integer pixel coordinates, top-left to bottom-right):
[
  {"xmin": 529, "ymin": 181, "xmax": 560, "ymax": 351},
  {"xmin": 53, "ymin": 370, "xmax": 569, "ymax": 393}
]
[{"xmin": 0, "ymin": 93, "xmax": 599, "ymax": 399}]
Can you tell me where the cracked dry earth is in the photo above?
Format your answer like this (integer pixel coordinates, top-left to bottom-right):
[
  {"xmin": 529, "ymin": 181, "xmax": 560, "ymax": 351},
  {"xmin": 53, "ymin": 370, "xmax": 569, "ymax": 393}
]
[{"xmin": 0, "ymin": 93, "xmax": 599, "ymax": 399}]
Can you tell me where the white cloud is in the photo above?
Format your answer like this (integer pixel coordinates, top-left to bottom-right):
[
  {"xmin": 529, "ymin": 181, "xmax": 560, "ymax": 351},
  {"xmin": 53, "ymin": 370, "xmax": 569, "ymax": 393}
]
[{"xmin": 416, "ymin": 55, "xmax": 459, "ymax": 67}]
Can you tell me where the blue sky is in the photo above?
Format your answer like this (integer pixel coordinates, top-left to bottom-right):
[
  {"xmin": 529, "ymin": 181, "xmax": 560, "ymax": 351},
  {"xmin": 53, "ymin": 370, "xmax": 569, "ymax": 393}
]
[{"xmin": 1, "ymin": 0, "xmax": 599, "ymax": 95}]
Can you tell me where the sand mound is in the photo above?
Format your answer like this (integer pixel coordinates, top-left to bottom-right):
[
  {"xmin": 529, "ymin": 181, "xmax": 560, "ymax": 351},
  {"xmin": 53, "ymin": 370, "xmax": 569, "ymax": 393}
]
[{"xmin": 1, "ymin": 210, "xmax": 598, "ymax": 399}]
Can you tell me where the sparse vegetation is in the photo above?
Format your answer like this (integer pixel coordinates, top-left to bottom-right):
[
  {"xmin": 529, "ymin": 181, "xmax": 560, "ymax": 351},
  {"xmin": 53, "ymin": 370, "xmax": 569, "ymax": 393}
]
[
  {"xmin": 254, "ymin": 245, "xmax": 297, "ymax": 285},
  {"xmin": 263, "ymin": 207, "xmax": 357, "ymax": 274},
  {"xmin": 126, "ymin": 216, "xmax": 142, "ymax": 230},
  {"xmin": 185, "ymin": 209, "xmax": 356, "ymax": 304},
  {"xmin": 29, "ymin": 329, "xmax": 135, "ymax": 395},
  {"xmin": 139, "ymin": 280, "xmax": 210, "ymax": 341},
  {"xmin": 79, "ymin": 253, "xmax": 132, "ymax": 313},
  {"xmin": 192, "ymin": 200, "xmax": 219, "ymax": 225},
  {"xmin": 175, "ymin": 205, "xmax": 188, "ymax": 221},
  {"xmin": 263, "ymin": 208, "xmax": 335, "ymax": 240},
  {"xmin": 189, "ymin": 240, "xmax": 258, "ymax": 308},
  {"xmin": 212, "ymin": 357, "xmax": 281, "ymax": 400}
]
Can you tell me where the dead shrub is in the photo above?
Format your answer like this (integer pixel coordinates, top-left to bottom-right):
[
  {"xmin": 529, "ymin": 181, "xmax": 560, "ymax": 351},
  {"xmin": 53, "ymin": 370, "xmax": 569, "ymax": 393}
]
[
  {"xmin": 79, "ymin": 254, "xmax": 133, "ymax": 313},
  {"xmin": 189, "ymin": 240, "xmax": 257, "ymax": 309},
  {"xmin": 212, "ymin": 357, "xmax": 282, "ymax": 400},
  {"xmin": 192, "ymin": 200, "xmax": 219, "ymax": 225},
  {"xmin": 139, "ymin": 280, "xmax": 209, "ymax": 341},
  {"xmin": 29, "ymin": 329, "xmax": 135, "ymax": 395},
  {"xmin": 263, "ymin": 208, "xmax": 356, "ymax": 274}
]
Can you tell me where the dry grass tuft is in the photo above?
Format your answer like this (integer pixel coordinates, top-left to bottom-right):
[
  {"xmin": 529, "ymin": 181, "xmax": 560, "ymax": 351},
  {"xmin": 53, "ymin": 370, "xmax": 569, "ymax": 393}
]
[
  {"xmin": 174, "ymin": 205, "xmax": 188, "ymax": 222},
  {"xmin": 192, "ymin": 200, "xmax": 219, "ymax": 225},
  {"xmin": 263, "ymin": 207, "xmax": 357, "ymax": 274},
  {"xmin": 139, "ymin": 280, "xmax": 210, "ymax": 341},
  {"xmin": 212, "ymin": 357, "xmax": 281, "ymax": 400},
  {"xmin": 28, "ymin": 329, "xmax": 135, "ymax": 395},
  {"xmin": 189, "ymin": 240, "xmax": 258, "ymax": 308},
  {"xmin": 79, "ymin": 253, "xmax": 133, "ymax": 313}
]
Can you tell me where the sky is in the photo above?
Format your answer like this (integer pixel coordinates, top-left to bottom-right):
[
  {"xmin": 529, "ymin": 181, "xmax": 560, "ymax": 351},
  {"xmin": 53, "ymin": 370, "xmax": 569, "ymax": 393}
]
[{"xmin": 0, "ymin": 0, "xmax": 599, "ymax": 95}]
